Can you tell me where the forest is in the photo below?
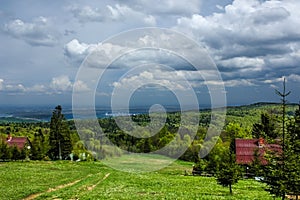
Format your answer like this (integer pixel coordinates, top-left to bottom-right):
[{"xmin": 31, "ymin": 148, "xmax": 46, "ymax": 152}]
[{"xmin": 0, "ymin": 102, "xmax": 299, "ymax": 199}]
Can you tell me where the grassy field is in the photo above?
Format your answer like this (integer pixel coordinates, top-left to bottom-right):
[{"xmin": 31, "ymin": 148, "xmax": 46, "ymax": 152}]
[{"xmin": 0, "ymin": 155, "xmax": 279, "ymax": 200}]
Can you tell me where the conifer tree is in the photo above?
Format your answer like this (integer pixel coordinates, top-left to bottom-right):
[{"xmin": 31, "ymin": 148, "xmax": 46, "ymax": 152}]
[
  {"xmin": 285, "ymin": 103, "xmax": 300, "ymax": 198},
  {"xmin": 48, "ymin": 105, "xmax": 72, "ymax": 160},
  {"xmin": 263, "ymin": 79, "xmax": 300, "ymax": 199}
]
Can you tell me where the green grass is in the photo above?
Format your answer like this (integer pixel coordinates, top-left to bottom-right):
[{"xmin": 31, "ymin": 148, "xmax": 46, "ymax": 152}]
[{"xmin": 0, "ymin": 155, "xmax": 279, "ymax": 200}]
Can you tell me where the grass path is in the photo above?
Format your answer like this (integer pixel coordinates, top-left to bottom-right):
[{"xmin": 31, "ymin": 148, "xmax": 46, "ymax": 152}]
[
  {"xmin": 28, "ymin": 172, "xmax": 111, "ymax": 200},
  {"xmin": 23, "ymin": 178, "xmax": 83, "ymax": 200}
]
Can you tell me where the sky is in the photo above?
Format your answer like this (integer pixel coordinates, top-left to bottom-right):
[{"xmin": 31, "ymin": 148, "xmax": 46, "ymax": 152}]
[{"xmin": 0, "ymin": 0, "xmax": 300, "ymax": 108}]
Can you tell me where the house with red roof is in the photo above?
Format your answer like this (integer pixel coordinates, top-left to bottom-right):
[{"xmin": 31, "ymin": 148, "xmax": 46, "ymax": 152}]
[
  {"xmin": 5, "ymin": 134, "xmax": 32, "ymax": 151},
  {"xmin": 235, "ymin": 138, "xmax": 281, "ymax": 165}
]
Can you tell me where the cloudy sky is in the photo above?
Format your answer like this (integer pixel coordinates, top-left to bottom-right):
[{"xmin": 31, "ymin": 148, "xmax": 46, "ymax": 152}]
[{"xmin": 1, "ymin": 0, "xmax": 300, "ymax": 107}]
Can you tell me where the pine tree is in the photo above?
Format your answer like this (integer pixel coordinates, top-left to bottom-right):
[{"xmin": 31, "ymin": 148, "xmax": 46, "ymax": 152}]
[{"xmin": 48, "ymin": 105, "xmax": 72, "ymax": 160}]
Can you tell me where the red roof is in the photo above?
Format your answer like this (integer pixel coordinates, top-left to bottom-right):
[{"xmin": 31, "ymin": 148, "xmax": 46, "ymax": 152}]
[
  {"xmin": 235, "ymin": 138, "xmax": 281, "ymax": 165},
  {"xmin": 6, "ymin": 137, "xmax": 30, "ymax": 149}
]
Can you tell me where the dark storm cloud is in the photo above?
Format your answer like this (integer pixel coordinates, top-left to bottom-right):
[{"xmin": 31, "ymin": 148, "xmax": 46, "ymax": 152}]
[{"xmin": 175, "ymin": 0, "xmax": 300, "ymax": 90}]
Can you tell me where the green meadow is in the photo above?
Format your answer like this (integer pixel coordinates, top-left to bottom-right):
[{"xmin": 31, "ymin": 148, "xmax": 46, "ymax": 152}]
[{"xmin": 0, "ymin": 154, "xmax": 279, "ymax": 200}]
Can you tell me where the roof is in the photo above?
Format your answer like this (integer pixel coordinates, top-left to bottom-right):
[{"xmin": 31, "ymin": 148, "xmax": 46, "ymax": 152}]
[
  {"xmin": 235, "ymin": 138, "xmax": 281, "ymax": 165},
  {"xmin": 6, "ymin": 137, "xmax": 30, "ymax": 149}
]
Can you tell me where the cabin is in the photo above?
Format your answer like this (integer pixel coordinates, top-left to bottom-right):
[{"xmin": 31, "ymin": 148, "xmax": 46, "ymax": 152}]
[
  {"xmin": 235, "ymin": 138, "xmax": 281, "ymax": 165},
  {"xmin": 5, "ymin": 134, "xmax": 32, "ymax": 150}
]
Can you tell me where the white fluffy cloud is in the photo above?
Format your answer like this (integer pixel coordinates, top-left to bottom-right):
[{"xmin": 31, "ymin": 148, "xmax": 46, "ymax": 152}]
[
  {"xmin": 50, "ymin": 75, "xmax": 73, "ymax": 92},
  {"xmin": 112, "ymin": 70, "xmax": 187, "ymax": 91},
  {"xmin": 263, "ymin": 74, "xmax": 300, "ymax": 85},
  {"xmin": 0, "ymin": 79, "xmax": 26, "ymax": 93},
  {"xmin": 49, "ymin": 76, "xmax": 91, "ymax": 94},
  {"xmin": 5, "ymin": 84, "xmax": 26, "ymax": 92},
  {"xmin": 218, "ymin": 57, "xmax": 264, "ymax": 72},
  {"xmin": 73, "ymin": 80, "xmax": 91, "ymax": 92},
  {"xmin": 0, "ymin": 76, "xmax": 90, "ymax": 95},
  {"xmin": 287, "ymin": 74, "xmax": 300, "ymax": 82},
  {"xmin": 27, "ymin": 84, "xmax": 47, "ymax": 93},
  {"xmin": 107, "ymin": 4, "xmax": 156, "ymax": 25},
  {"xmin": 68, "ymin": 5, "xmax": 106, "ymax": 23},
  {"xmin": 0, "ymin": 79, "xmax": 48, "ymax": 93},
  {"xmin": 4, "ymin": 17, "xmax": 58, "ymax": 46},
  {"xmin": 64, "ymin": 39, "xmax": 129, "ymax": 67},
  {"xmin": 68, "ymin": 4, "xmax": 156, "ymax": 26},
  {"xmin": 115, "ymin": 0, "xmax": 201, "ymax": 16},
  {"xmin": 64, "ymin": 39, "xmax": 100, "ymax": 64}
]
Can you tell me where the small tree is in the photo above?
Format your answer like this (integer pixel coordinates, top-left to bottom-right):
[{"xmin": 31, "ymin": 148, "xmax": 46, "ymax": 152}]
[
  {"xmin": 216, "ymin": 122, "xmax": 243, "ymax": 194},
  {"xmin": 216, "ymin": 149, "xmax": 241, "ymax": 194}
]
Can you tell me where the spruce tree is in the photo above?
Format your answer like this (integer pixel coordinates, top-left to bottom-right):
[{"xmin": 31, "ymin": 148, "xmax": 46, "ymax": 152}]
[
  {"xmin": 48, "ymin": 105, "xmax": 72, "ymax": 160},
  {"xmin": 285, "ymin": 103, "xmax": 300, "ymax": 198},
  {"xmin": 263, "ymin": 79, "xmax": 300, "ymax": 200}
]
